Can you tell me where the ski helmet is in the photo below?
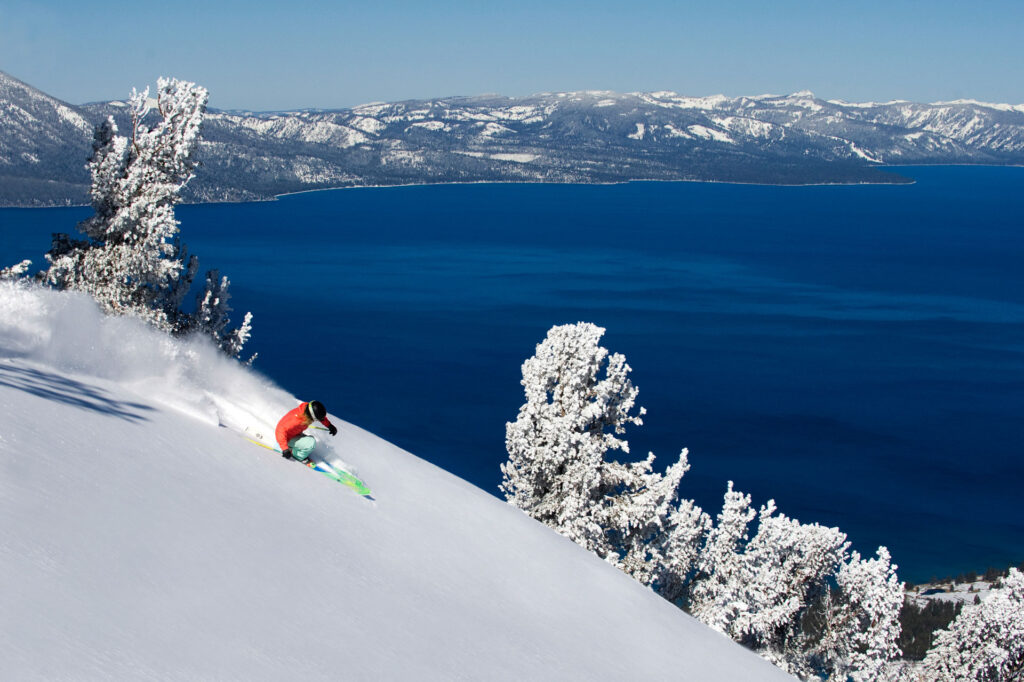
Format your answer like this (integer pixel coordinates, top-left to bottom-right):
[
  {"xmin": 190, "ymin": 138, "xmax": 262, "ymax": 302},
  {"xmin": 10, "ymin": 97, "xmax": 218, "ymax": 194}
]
[{"xmin": 307, "ymin": 400, "xmax": 327, "ymax": 421}]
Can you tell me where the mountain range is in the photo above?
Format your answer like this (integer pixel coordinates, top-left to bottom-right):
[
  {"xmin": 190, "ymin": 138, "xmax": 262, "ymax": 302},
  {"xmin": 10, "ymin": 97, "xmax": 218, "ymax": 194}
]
[{"xmin": 2, "ymin": 69, "xmax": 1024, "ymax": 207}]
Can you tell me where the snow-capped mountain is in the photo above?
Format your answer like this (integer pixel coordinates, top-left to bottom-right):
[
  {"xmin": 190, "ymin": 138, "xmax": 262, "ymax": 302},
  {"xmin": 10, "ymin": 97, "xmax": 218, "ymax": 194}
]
[
  {"xmin": 3, "ymin": 69, "xmax": 1024, "ymax": 206},
  {"xmin": 0, "ymin": 282, "xmax": 795, "ymax": 680},
  {"xmin": 0, "ymin": 71, "xmax": 96, "ymax": 206}
]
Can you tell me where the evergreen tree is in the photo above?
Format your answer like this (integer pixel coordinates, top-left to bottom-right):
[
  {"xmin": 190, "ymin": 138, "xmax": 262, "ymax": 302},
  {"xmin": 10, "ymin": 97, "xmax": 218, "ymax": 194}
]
[
  {"xmin": 683, "ymin": 485, "xmax": 907, "ymax": 680},
  {"xmin": 500, "ymin": 322, "xmax": 927, "ymax": 681},
  {"xmin": 501, "ymin": 322, "xmax": 691, "ymax": 566},
  {"xmin": 690, "ymin": 488, "xmax": 850, "ymax": 668},
  {"xmin": 918, "ymin": 567, "xmax": 1024, "ymax": 681},
  {"xmin": 736, "ymin": 503, "xmax": 849, "ymax": 656},
  {"xmin": 192, "ymin": 270, "xmax": 254, "ymax": 359},
  {"xmin": 502, "ymin": 322, "xmax": 643, "ymax": 555},
  {"xmin": 41, "ymin": 78, "xmax": 252, "ymax": 357},
  {"xmin": 611, "ymin": 449, "xmax": 711, "ymax": 600},
  {"xmin": 44, "ymin": 79, "xmax": 205, "ymax": 330},
  {"xmin": 896, "ymin": 598, "xmax": 961, "ymax": 661},
  {"xmin": 0, "ymin": 260, "xmax": 32, "ymax": 281},
  {"xmin": 811, "ymin": 547, "xmax": 904, "ymax": 681}
]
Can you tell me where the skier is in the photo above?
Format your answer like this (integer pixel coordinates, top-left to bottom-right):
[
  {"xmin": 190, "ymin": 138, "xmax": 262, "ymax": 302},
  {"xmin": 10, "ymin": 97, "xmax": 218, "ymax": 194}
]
[{"xmin": 275, "ymin": 400, "xmax": 338, "ymax": 464}]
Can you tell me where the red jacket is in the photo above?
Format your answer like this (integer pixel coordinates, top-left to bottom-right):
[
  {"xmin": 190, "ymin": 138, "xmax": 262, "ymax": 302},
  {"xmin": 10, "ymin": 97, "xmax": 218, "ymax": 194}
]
[{"xmin": 275, "ymin": 402, "xmax": 334, "ymax": 451}]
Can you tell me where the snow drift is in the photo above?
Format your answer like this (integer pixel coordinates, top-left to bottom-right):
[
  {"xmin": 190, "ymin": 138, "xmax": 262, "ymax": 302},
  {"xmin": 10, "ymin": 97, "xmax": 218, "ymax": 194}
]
[{"xmin": 0, "ymin": 283, "xmax": 793, "ymax": 680}]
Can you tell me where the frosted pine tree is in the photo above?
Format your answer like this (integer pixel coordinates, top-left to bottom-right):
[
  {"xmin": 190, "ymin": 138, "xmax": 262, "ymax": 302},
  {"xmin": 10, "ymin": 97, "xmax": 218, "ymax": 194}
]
[
  {"xmin": 688, "ymin": 481, "xmax": 757, "ymax": 632},
  {"xmin": 809, "ymin": 547, "xmax": 903, "ymax": 681},
  {"xmin": 685, "ymin": 486, "xmax": 901, "ymax": 679},
  {"xmin": 651, "ymin": 496, "xmax": 713, "ymax": 603},
  {"xmin": 45, "ymin": 79, "xmax": 206, "ymax": 330},
  {"xmin": 918, "ymin": 567, "xmax": 1024, "ymax": 682},
  {"xmin": 502, "ymin": 322, "xmax": 699, "ymax": 563},
  {"xmin": 731, "ymin": 503, "xmax": 848, "ymax": 658},
  {"xmin": 611, "ymin": 449, "xmax": 711, "ymax": 602},
  {"xmin": 502, "ymin": 323, "xmax": 646, "ymax": 556},
  {"xmin": 192, "ymin": 270, "xmax": 255, "ymax": 360},
  {"xmin": 691, "ymin": 493, "xmax": 849, "ymax": 658},
  {"xmin": 0, "ymin": 260, "xmax": 32, "ymax": 281},
  {"xmin": 837, "ymin": 548, "xmax": 903, "ymax": 681},
  {"xmin": 42, "ymin": 78, "xmax": 253, "ymax": 358}
]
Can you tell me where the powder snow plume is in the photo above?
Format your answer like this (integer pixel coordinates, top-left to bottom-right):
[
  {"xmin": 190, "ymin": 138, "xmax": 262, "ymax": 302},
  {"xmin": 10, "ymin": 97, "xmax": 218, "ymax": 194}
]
[{"xmin": 0, "ymin": 282, "xmax": 290, "ymax": 432}]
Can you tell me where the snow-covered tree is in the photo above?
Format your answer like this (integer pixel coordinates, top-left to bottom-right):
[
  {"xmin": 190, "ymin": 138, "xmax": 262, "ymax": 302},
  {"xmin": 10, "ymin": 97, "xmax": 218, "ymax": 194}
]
[
  {"xmin": 44, "ymin": 79, "xmax": 206, "ymax": 329},
  {"xmin": 192, "ymin": 270, "xmax": 255, "ymax": 360},
  {"xmin": 501, "ymin": 322, "xmax": 691, "ymax": 567},
  {"xmin": 41, "ymin": 78, "xmax": 252, "ymax": 358},
  {"xmin": 685, "ymin": 484, "xmax": 906, "ymax": 680},
  {"xmin": 611, "ymin": 449, "xmax": 712, "ymax": 601},
  {"xmin": 689, "ymin": 481, "xmax": 758, "ymax": 631},
  {"xmin": 502, "ymin": 322, "xmax": 644, "ymax": 554},
  {"xmin": 499, "ymin": 323, "xmax": 915, "ymax": 681},
  {"xmin": 809, "ymin": 547, "xmax": 904, "ymax": 681},
  {"xmin": 0, "ymin": 260, "xmax": 32, "ymax": 281},
  {"xmin": 736, "ymin": 503, "xmax": 849, "ymax": 653},
  {"xmin": 917, "ymin": 567, "xmax": 1024, "ymax": 682},
  {"xmin": 690, "ymin": 488, "xmax": 850, "ymax": 661}
]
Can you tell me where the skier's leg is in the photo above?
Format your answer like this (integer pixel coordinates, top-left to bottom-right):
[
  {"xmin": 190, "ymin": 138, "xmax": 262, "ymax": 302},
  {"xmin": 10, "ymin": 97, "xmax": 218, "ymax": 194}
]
[{"xmin": 287, "ymin": 435, "xmax": 317, "ymax": 462}]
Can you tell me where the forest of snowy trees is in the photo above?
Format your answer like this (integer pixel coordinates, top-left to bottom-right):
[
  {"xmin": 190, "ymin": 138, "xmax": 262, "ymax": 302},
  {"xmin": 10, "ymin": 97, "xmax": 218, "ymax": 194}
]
[
  {"xmin": 2, "ymin": 78, "xmax": 252, "ymax": 359},
  {"xmin": 502, "ymin": 322, "xmax": 1024, "ymax": 681}
]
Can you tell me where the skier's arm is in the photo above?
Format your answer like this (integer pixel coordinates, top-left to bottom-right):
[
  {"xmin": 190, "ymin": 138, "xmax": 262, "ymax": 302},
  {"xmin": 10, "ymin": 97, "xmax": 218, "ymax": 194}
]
[{"xmin": 321, "ymin": 416, "xmax": 338, "ymax": 436}]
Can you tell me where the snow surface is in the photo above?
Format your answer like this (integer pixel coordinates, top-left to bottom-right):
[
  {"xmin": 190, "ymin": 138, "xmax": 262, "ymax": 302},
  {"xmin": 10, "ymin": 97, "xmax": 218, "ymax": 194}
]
[
  {"xmin": 454, "ymin": 151, "xmax": 538, "ymax": 163},
  {"xmin": 932, "ymin": 99, "xmax": 1024, "ymax": 113},
  {"xmin": 489, "ymin": 153, "xmax": 538, "ymax": 163},
  {"xmin": 663, "ymin": 123, "xmax": 693, "ymax": 139},
  {"xmin": 407, "ymin": 121, "xmax": 449, "ymax": 132},
  {"xmin": 907, "ymin": 580, "xmax": 996, "ymax": 607},
  {"xmin": 476, "ymin": 122, "xmax": 515, "ymax": 137},
  {"xmin": 0, "ymin": 284, "xmax": 793, "ymax": 681},
  {"xmin": 848, "ymin": 142, "xmax": 882, "ymax": 163},
  {"xmin": 688, "ymin": 125, "xmax": 736, "ymax": 144}
]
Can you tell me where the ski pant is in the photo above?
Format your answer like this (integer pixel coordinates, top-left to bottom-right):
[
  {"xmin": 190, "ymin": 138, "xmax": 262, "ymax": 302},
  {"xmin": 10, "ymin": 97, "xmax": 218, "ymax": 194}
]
[{"xmin": 288, "ymin": 435, "xmax": 316, "ymax": 461}]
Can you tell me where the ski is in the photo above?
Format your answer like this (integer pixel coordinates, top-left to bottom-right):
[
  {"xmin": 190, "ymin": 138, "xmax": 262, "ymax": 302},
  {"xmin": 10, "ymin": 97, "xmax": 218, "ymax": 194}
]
[
  {"xmin": 314, "ymin": 461, "xmax": 373, "ymax": 497},
  {"xmin": 244, "ymin": 436, "xmax": 372, "ymax": 497}
]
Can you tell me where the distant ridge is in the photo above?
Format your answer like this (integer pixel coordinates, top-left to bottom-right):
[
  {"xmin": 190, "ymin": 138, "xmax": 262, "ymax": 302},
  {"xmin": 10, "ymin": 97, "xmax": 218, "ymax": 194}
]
[{"xmin": 3, "ymin": 70, "xmax": 1024, "ymax": 207}]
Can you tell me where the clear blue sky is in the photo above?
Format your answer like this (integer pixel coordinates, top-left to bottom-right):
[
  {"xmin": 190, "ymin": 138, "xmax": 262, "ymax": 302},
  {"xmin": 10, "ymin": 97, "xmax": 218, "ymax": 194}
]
[{"xmin": 2, "ymin": 0, "xmax": 1022, "ymax": 111}]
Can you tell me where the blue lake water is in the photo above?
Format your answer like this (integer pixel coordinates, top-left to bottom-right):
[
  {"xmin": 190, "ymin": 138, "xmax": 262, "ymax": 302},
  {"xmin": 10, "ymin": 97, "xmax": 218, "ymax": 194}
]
[{"xmin": 3, "ymin": 166, "xmax": 1023, "ymax": 582}]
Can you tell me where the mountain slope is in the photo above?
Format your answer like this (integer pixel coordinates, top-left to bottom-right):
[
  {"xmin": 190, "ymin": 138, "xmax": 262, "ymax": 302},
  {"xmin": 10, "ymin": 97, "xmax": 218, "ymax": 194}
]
[
  {"xmin": 0, "ymin": 283, "xmax": 794, "ymax": 680},
  {"xmin": 0, "ymin": 71, "xmax": 92, "ymax": 206},
  {"xmin": 6, "ymin": 69, "xmax": 1024, "ymax": 206}
]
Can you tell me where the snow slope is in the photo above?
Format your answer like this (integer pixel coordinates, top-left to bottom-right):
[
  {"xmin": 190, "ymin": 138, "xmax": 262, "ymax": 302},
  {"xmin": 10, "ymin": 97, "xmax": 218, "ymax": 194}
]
[{"xmin": 0, "ymin": 283, "xmax": 793, "ymax": 680}]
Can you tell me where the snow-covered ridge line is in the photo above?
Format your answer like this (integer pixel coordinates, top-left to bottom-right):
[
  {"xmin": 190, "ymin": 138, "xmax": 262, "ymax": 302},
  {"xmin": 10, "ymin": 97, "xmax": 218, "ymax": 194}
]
[
  {"xmin": 4, "ymin": 68, "xmax": 1024, "ymax": 207},
  {"xmin": 215, "ymin": 89, "xmax": 1023, "ymax": 118},
  {"xmin": 931, "ymin": 98, "xmax": 1024, "ymax": 113}
]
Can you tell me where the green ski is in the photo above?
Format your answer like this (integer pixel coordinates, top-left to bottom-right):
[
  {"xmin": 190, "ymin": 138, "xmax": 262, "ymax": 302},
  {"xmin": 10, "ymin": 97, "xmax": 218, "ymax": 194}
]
[{"xmin": 245, "ymin": 436, "xmax": 372, "ymax": 497}]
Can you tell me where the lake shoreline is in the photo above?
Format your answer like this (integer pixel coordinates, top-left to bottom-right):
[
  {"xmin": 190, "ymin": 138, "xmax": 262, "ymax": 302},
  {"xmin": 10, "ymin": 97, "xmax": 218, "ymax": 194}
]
[
  {"xmin": 0, "ymin": 168, "xmax": 928, "ymax": 210},
  {"xmin": 18, "ymin": 161, "xmax": 1024, "ymax": 210}
]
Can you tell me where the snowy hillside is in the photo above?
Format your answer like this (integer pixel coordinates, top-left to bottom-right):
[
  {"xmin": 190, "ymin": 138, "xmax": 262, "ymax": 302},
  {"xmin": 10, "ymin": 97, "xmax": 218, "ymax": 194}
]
[
  {"xmin": 0, "ymin": 71, "xmax": 94, "ymax": 205},
  {"xmin": 0, "ymin": 283, "xmax": 793, "ymax": 680},
  {"xmin": 6, "ymin": 68, "xmax": 1024, "ymax": 206}
]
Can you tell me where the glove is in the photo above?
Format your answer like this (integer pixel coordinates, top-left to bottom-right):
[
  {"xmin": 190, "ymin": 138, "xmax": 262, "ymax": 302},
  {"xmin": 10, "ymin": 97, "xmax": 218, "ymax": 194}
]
[
  {"xmin": 328, "ymin": 424, "xmax": 338, "ymax": 437},
  {"xmin": 281, "ymin": 448, "xmax": 293, "ymax": 459}
]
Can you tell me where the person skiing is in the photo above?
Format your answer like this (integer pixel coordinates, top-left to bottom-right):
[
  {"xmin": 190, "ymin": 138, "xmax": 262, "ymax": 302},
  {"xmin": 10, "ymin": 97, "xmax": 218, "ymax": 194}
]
[{"xmin": 275, "ymin": 400, "xmax": 338, "ymax": 464}]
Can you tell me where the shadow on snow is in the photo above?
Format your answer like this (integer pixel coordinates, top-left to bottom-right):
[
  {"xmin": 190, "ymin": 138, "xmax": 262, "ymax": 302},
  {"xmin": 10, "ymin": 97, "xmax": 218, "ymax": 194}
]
[{"xmin": 0, "ymin": 363, "xmax": 155, "ymax": 422}]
